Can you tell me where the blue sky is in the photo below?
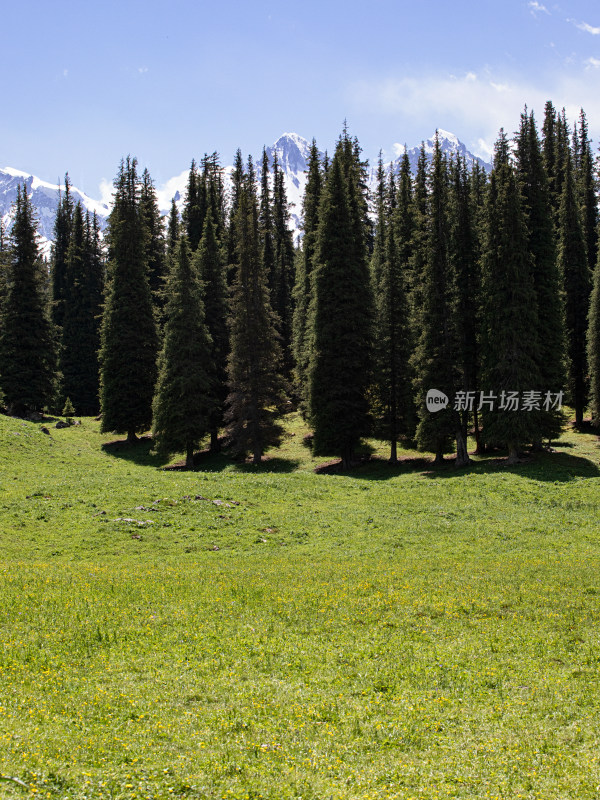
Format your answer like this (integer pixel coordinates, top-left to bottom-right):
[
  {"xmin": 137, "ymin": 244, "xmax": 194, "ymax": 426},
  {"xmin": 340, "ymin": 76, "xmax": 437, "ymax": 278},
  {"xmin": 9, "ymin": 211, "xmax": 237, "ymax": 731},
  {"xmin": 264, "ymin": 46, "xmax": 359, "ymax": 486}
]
[{"xmin": 2, "ymin": 0, "xmax": 599, "ymax": 200}]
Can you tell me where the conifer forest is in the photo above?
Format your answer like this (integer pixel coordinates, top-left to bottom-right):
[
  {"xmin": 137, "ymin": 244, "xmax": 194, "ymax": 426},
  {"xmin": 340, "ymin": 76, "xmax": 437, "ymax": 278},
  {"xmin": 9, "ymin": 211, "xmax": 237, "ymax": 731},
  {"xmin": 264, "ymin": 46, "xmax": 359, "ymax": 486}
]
[{"xmin": 0, "ymin": 102, "xmax": 598, "ymax": 468}]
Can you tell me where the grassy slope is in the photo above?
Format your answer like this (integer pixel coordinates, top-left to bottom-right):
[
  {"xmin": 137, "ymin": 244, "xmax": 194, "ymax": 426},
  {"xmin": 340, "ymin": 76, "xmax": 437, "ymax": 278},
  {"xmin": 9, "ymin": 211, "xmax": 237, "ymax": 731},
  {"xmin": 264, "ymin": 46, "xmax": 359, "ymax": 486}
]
[{"xmin": 0, "ymin": 413, "xmax": 600, "ymax": 799}]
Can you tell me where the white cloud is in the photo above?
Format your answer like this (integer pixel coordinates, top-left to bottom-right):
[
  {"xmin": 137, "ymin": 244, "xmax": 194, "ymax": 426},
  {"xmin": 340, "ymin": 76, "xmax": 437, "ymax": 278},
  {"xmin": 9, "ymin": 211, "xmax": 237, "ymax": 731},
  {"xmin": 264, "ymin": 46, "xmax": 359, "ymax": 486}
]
[
  {"xmin": 63, "ymin": 69, "xmax": 68, "ymax": 78},
  {"xmin": 155, "ymin": 169, "xmax": 190, "ymax": 212},
  {"xmin": 392, "ymin": 142, "xmax": 406, "ymax": 157},
  {"xmin": 569, "ymin": 19, "xmax": 600, "ymax": 35},
  {"xmin": 528, "ymin": 1, "xmax": 550, "ymax": 16},
  {"xmin": 586, "ymin": 57, "xmax": 600, "ymax": 68},
  {"xmin": 347, "ymin": 69, "xmax": 600, "ymax": 159},
  {"xmin": 138, "ymin": 66, "xmax": 149, "ymax": 74}
]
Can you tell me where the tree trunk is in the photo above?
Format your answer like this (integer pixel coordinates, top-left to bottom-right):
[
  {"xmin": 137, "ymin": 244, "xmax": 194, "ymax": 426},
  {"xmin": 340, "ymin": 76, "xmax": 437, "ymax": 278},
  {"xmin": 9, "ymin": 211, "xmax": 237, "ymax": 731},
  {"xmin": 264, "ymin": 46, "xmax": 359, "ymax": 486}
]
[
  {"xmin": 210, "ymin": 426, "xmax": 220, "ymax": 453},
  {"xmin": 434, "ymin": 441, "xmax": 444, "ymax": 465},
  {"xmin": 389, "ymin": 438, "xmax": 398, "ymax": 464},
  {"xmin": 507, "ymin": 443, "xmax": 519, "ymax": 464},
  {"xmin": 473, "ymin": 405, "xmax": 484, "ymax": 454},
  {"xmin": 127, "ymin": 429, "xmax": 138, "ymax": 444},
  {"xmin": 252, "ymin": 446, "xmax": 262, "ymax": 465},
  {"xmin": 455, "ymin": 429, "xmax": 471, "ymax": 467},
  {"xmin": 185, "ymin": 442, "xmax": 194, "ymax": 469}
]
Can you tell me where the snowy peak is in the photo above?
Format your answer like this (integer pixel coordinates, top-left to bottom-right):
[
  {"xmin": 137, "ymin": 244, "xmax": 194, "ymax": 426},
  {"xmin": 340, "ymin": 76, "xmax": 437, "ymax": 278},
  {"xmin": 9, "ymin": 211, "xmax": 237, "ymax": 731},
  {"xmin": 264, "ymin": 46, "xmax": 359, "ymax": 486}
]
[
  {"xmin": 0, "ymin": 167, "xmax": 109, "ymax": 254},
  {"xmin": 265, "ymin": 133, "xmax": 312, "ymax": 174},
  {"xmin": 408, "ymin": 130, "xmax": 491, "ymax": 172}
]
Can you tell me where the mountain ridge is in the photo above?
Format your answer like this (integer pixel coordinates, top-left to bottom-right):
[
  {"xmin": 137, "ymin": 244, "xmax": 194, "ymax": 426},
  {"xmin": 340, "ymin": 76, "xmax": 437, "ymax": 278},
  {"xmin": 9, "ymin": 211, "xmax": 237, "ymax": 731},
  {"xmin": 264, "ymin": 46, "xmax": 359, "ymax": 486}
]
[{"xmin": 0, "ymin": 132, "xmax": 491, "ymax": 252}]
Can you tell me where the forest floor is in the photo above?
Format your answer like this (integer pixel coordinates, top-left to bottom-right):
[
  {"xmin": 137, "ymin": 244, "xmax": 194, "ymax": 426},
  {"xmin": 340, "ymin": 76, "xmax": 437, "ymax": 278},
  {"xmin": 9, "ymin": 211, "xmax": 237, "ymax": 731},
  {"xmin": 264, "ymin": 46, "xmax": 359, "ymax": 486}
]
[{"xmin": 1, "ymin": 412, "xmax": 600, "ymax": 798}]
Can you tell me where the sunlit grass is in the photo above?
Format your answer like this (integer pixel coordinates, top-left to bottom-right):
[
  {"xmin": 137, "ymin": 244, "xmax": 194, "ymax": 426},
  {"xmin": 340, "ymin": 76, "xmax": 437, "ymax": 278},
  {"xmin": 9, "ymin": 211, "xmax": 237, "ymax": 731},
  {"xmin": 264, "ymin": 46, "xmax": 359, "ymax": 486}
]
[{"xmin": 1, "ymin": 413, "xmax": 600, "ymax": 798}]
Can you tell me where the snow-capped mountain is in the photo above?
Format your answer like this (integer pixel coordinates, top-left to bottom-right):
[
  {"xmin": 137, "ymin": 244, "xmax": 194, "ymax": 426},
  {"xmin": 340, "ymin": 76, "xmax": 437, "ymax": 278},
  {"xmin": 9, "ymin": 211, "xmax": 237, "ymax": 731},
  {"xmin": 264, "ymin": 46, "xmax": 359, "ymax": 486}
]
[
  {"xmin": 0, "ymin": 131, "xmax": 491, "ymax": 253},
  {"xmin": 399, "ymin": 129, "xmax": 491, "ymax": 174},
  {"xmin": 0, "ymin": 168, "xmax": 109, "ymax": 256}
]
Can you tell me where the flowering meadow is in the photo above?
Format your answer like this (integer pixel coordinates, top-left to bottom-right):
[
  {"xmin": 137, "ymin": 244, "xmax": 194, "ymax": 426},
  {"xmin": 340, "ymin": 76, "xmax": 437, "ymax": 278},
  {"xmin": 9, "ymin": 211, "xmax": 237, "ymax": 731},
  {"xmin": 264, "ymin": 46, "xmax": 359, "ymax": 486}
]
[{"xmin": 0, "ymin": 413, "xmax": 599, "ymax": 799}]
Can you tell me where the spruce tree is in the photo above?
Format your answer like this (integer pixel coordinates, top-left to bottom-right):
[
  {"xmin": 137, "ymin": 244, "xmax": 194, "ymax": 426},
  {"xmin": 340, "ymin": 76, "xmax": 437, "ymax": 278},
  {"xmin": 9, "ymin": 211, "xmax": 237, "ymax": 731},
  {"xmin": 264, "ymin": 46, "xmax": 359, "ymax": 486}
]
[
  {"xmin": 99, "ymin": 157, "xmax": 159, "ymax": 442},
  {"xmin": 225, "ymin": 158, "xmax": 286, "ymax": 463},
  {"xmin": 272, "ymin": 152, "xmax": 296, "ymax": 381},
  {"xmin": 448, "ymin": 155, "xmax": 480, "ymax": 455},
  {"xmin": 559, "ymin": 148, "xmax": 590, "ymax": 426},
  {"xmin": 308, "ymin": 134, "xmax": 374, "ymax": 468},
  {"xmin": 480, "ymin": 132, "xmax": 541, "ymax": 462},
  {"xmin": 152, "ymin": 236, "xmax": 212, "ymax": 468},
  {"xmin": 575, "ymin": 109, "xmax": 598, "ymax": 282},
  {"xmin": 372, "ymin": 163, "xmax": 412, "ymax": 462},
  {"xmin": 588, "ymin": 249, "xmax": 600, "ymax": 426},
  {"xmin": 50, "ymin": 174, "xmax": 73, "ymax": 331},
  {"xmin": 140, "ymin": 168, "xmax": 167, "ymax": 317},
  {"xmin": 0, "ymin": 185, "xmax": 56, "ymax": 415},
  {"xmin": 58, "ymin": 205, "xmax": 104, "ymax": 415},
  {"xmin": 515, "ymin": 110, "xmax": 565, "ymax": 442},
  {"xmin": 413, "ymin": 136, "xmax": 465, "ymax": 464},
  {"xmin": 292, "ymin": 138, "xmax": 321, "ymax": 411},
  {"xmin": 194, "ymin": 212, "xmax": 229, "ymax": 452},
  {"xmin": 167, "ymin": 199, "xmax": 180, "ymax": 257}
]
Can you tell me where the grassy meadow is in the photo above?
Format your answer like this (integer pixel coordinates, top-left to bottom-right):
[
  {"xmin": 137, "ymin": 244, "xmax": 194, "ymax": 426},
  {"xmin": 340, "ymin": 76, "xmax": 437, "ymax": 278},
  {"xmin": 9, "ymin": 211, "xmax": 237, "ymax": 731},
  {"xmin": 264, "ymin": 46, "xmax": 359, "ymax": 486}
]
[{"xmin": 1, "ymin": 412, "xmax": 600, "ymax": 798}]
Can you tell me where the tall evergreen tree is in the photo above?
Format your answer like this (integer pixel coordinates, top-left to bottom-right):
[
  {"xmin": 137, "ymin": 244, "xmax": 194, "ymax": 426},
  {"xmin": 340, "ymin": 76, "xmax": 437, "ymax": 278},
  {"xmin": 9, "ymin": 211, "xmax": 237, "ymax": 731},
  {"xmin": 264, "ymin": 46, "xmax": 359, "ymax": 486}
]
[
  {"xmin": 152, "ymin": 236, "xmax": 212, "ymax": 468},
  {"xmin": 559, "ymin": 148, "xmax": 590, "ymax": 426},
  {"xmin": 448, "ymin": 155, "xmax": 480, "ymax": 453},
  {"xmin": 371, "ymin": 164, "xmax": 412, "ymax": 462},
  {"xmin": 308, "ymin": 133, "xmax": 374, "ymax": 468},
  {"xmin": 575, "ymin": 109, "xmax": 598, "ymax": 282},
  {"xmin": 480, "ymin": 132, "xmax": 541, "ymax": 462},
  {"xmin": 292, "ymin": 139, "xmax": 321, "ymax": 410},
  {"xmin": 99, "ymin": 157, "xmax": 159, "ymax": 442},
  {"xmin": 413, "ymin": 136, "xmax": 466, "ymax": 464},
  {"xmin": 140, "ymin": 168, "xmax": 167, "ymax": 317},
  {"xmin": 167, "ymin": 198, "xmax": 180, "ymax": 257},
  {"xmin": 225, "ymin": 158, "xmax": 286, "ymax": 463},
  {"xmin": 272, "ymin": 152, "xmax": 296, "ymax": 381},
  {"xmin": 195, "ymin": 212, "xmax": 229, "ymax": 452},
  {"xmin": 515, "ymin": 110, "xmax": 566, "ymax": 442},
  {"xmin": 50, "ymin": 174, "xmax": 73, "ymax": 333},
  {"xmin": 0, "ymin": 186, "xmax": 56, "ymax": 415},
  {"xmin": 59, "ymin": 204, "xmax": 103, "ymax": 415},
  {"xmin": 587, "ymin": 247, "xmax": 600, "ymax": 426}
]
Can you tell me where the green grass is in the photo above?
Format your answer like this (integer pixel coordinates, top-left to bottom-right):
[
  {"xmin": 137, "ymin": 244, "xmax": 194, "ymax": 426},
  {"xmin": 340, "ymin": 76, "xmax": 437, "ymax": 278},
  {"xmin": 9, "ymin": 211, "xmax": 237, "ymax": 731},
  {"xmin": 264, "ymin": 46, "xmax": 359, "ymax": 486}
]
[{"xmin": 1, "ymin": 413, "xmax": 600, "ymax": 798}]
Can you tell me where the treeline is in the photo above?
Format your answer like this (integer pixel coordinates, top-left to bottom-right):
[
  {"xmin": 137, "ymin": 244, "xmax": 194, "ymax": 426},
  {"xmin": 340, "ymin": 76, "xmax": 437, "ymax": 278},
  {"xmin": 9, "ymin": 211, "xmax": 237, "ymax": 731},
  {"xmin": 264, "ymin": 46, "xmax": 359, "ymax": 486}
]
[{"xmin": 0, "ymin": 101, "xmax": 598, "ymax": 467}]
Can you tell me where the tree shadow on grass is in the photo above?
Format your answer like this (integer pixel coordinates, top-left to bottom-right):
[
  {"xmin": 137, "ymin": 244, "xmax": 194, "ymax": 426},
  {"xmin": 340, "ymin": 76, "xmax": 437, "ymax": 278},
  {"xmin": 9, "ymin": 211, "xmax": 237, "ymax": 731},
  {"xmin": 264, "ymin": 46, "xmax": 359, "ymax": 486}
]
[
  {"xmin": 340, "ymin": 449, "xmax": 600, "ymax": 483},
  {"xmin": 101, "ymin": 436, "xmax": 171, "ymax": 468}
]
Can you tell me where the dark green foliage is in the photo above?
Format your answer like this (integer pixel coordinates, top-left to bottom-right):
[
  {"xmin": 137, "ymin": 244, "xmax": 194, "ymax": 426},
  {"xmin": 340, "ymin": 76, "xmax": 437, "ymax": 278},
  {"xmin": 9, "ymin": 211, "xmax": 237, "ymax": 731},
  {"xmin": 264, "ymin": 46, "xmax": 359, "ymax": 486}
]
[
  {"xmin": 448, "ymin": 155, "xmax": 481, "ymax": 450},
  {"xmin": 409, "ymin": 143, "xmax": 429, "ymax": 336},
  {"xmin": 292, "ymin": 139, "xmax": 321, "ymax": 411},
  {"xmin": 152, "ymin": 237, "xmax": 212, "ymax": 468},
  {"xmin": 226, "ymin": 149, "xmax": 245, "ymax": 277},
  {"xmin": 99, "ymin": 157, "xmax": 159, "ymax": 441},
  {"xmin": 225, "ymin": 158, "xmax": 286, "ymax": 463},
  {"xmin": 60, "ymin": 204, "xmax": 103, "ymax": 415},
  {"xmin": 62, "ymin": 397, "xmax": 75, "ymax": 419},
  {"xmin": 413, "ymin": 136, "xmax": 462, "ymax": 463},
  {"xmin": 272, "ymin": 153, "xmax": 296, "ymax": 382},
  {"xmin": 140, "ymin": 169, "xmax": 167, "ymax": 316},
  {"xmin": 574, "ymin": 110, "xmax": 598, "ymax": 282},
  {"xmin": 559, "ymin": 149, "xmax": 590, "ymax": 426},
  {"xmin": 0, "ymin": 220, "xmax": 9, "ymax": 309},
  {"xmin": 50, "ymin": 174, "xmax": 73, "ymax": 331},
  {"xmin": 259, "ymin": 148, "xmax": 276, "ymax": 310},
  {"xmin": 182, "ymin": 160, "xmax": 207, "ymax": 252},
  {"xmin": 167, "ymin": 198, "xmax": 180, "ymax": 257},
  {"xmin": 515, "ymin": 110, "xmax": 566, "ymax": 441},
  {"xmin": 480, "ymin": 132, "xmax": 541, "ymax": 461},
  {"xmin": 371, "ymin": 162, "xmax": 413, "ymax": 462},
  {"xmin": 587, "ymin": 251, "xmax": 600, "ymax": 425},
  {"xmin": 0, "ymin": 186, "xmax": 56, "ymax": 416},
  {"xmin": 308, "ymin": 135, "xmax": 374, "ymax": 467},
  {"xmin": 194, "ymin": 213, "xmax": 229, "ymax": 452}
]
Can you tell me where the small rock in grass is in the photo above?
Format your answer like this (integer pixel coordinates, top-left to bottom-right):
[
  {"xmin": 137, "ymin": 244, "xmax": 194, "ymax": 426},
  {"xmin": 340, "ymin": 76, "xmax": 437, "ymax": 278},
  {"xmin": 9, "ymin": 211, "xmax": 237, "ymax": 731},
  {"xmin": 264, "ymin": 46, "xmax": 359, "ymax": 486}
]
[{"xmin": 40, "ymin": 427, "xmax": 50, "ymax": 435}]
